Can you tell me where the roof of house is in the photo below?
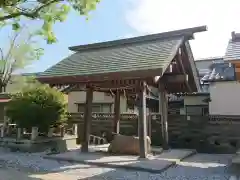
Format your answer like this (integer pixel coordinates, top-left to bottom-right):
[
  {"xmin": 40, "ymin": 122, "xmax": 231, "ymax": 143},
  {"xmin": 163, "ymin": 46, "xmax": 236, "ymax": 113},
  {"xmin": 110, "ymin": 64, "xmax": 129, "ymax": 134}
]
[
  {"xmin": 195, "ymin": 56, "xmax": 224, "ymax": 62},
  {"xmin": 38, "ymin": 26, "xmax": 207, "ymax": 83},
  {"xmin": 200, "ymin": 62, "xmax": 236, "ymax": 83},
  {"xmin": 224, "ymin": 31, "xmax": 240, "ymax": 61},
  {"xmin": 195, "ymin": 57, "xmax": 224, "ymax": 77}
]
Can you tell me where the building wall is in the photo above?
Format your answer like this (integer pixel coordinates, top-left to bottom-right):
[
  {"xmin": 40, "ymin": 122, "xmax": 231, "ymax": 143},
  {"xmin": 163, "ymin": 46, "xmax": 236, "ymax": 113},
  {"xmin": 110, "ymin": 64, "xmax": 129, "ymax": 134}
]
[
  {"xmin": 182, "ymin": 95, "xmax": 209, "ymax": 115},
  {"xmin": 184, "ymin": 96, "xmax": 209, "ymax": 106},
  {"xmin": 209, "ymin": 81, "xmax": 240, "ymax": 115},
  {"xmin": 67, "ymin": 91, "xmax": 128, "ymax": 113}
]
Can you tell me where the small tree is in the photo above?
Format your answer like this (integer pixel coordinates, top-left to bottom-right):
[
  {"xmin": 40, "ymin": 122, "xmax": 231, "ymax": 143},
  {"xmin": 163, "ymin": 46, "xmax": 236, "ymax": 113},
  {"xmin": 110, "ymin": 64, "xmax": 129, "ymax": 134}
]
[
  {"xmin": 6, "ymin": 83, "xmax": 68, "ymax": 132},
  {"xmin": 0, "ymin": 27, "xmax": 43, "ymax": 92}
]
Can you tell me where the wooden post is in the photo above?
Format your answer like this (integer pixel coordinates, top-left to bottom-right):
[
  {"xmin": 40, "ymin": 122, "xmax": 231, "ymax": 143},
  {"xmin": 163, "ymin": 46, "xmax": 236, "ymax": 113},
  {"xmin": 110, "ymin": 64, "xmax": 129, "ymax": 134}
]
[
  {"xmin": 81, "ymin": 87, "xmax": 93, "ymax": 152},
  {"xmin": 158, "ymin": 83, "xmax": 169, "ymax": 150},
  {"xmin": 138, "ymin": 81, "xmax": 147, "ymax": 158},
  {"xmin": 113, "ymin": 90, "xmax": 120, "ymax": 133}
]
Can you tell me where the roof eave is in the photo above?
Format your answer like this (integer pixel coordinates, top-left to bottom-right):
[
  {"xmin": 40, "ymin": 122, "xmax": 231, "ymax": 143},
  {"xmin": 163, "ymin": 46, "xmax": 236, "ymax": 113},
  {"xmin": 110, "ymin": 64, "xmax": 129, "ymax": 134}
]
[{"xmin": 37, "ymin": 68, "xmax": 163, "ymax": 85}]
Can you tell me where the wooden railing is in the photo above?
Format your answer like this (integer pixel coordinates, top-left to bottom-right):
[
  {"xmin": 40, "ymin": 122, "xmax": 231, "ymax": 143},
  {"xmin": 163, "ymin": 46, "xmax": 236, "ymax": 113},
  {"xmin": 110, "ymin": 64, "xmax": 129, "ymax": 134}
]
[
  {"xmin": 69, "ymin": 113, "xmax": 139, "ymax": 138},
  {"xmin": 68, "ymin": 112, "xmax": 138, "ymax": 122},
  {"xmin": 89, "ymin": 134, "xmax": 107, "ymax": 145}
]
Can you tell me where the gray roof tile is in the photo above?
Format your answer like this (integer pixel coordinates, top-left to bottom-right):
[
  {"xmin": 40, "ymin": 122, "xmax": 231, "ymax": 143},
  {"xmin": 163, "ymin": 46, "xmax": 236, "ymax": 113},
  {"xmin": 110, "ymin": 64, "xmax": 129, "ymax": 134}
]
[
  {"xmin": 40, "ymin": 37, "xmax": 183, "ymax": 77},
  {"xmin": 39, "ymin": 26, "xmax": 207, "ymax": 78},
  {"xmin": 224, "ymin": 32, "xmax": 240, "ymax": 61},
  {"xmin": 200, "ymin": 62, "xmax": 236, "ymax": 82},
  {"xmin": 224, "ymin": 40, "xmax": 240, "ymax": 61}
]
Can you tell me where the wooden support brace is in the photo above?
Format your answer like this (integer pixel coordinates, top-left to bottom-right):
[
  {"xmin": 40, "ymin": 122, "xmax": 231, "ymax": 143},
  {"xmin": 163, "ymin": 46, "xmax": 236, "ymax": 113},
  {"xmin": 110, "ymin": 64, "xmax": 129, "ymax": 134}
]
[{"xmin": 178, "ymin": 48, "xmax": 192, "ymax": 91}]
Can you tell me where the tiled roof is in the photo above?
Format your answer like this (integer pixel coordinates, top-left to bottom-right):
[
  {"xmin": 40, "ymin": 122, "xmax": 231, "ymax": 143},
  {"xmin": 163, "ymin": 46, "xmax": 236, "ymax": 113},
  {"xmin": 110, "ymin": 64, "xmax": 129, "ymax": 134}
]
[
  {"xmin": 195, "ymin": 57, "xmax": 224, "ymax": 77},
  {"xmin": 224, "ymin": 32, "xmax": 240, "ymax": 61},
  {"xmin": 40, "ymin": 38, "xmax": 183, "ymax": 77},
  {"xmin": 196, "ymin": 56, "xmax": 223, "ymax": 62},
  {"xmin": 200, "ymin": 62, "xmax": 236, "ymax": 83},
  {"xmin": 39, "ymin": 26, "xmax": 207, "ymax": 78}
]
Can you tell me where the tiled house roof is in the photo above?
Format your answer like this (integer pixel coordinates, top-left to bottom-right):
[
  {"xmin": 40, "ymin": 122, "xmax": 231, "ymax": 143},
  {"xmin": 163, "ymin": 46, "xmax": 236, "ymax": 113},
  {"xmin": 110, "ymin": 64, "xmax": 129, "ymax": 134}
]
[
  {"xmin": 200, "ymin": 62, "xmax": 236, "ymax": 83},
  {"xmin": 39, "ymin": 26, "xmax": 206, "ymax": 80},
  {"xmin": 224, "ymin": 32, "xmax": 240, "ymax": 61},
  {"xmin": 195, "ymin": 57, "xmax": 224, "ymax": 77},
  {"xmin": 40, "ymin": 38, "xmax": 183, "ymax": 77}
]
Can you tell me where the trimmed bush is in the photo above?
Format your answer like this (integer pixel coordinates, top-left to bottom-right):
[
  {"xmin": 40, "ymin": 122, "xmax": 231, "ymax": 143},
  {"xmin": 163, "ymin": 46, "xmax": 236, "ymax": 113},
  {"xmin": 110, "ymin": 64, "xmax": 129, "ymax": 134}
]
[{"xmin": 6, "ymin": 84, "xmax": 68, "ymax": 132}]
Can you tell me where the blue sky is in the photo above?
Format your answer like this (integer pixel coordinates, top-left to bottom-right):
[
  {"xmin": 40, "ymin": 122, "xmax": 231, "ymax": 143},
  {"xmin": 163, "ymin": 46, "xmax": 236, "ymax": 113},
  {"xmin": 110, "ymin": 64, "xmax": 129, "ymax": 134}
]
[
  {"xmin": 2, "ymin": 0, "xmax": 240, "ymax": 73},
  {"xmin": 31, "ymin": 0, "xmax": 136, "ymax": 73}
]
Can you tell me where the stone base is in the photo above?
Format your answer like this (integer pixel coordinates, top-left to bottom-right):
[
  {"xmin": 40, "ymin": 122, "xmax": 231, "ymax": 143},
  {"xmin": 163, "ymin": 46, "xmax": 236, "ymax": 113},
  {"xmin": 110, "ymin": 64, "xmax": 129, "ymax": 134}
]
[{"xmin": 0, "ymin": 135, "xmax": 77, "ymax": 153}]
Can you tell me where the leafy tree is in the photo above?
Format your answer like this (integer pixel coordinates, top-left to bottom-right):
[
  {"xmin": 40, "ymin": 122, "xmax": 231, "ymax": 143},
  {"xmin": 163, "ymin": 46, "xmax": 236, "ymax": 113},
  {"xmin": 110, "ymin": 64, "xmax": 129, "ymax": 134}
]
[
  {"xmin": 0, "ymin": 27, "xmax": 43, "ymax": 92},
  {"xmin": 0, "ymin": 0, "xmax": 101, "ymax": 44},
  {"xmin": 6, "ymin": 84, "xmax": 68, "ymax": 132}
]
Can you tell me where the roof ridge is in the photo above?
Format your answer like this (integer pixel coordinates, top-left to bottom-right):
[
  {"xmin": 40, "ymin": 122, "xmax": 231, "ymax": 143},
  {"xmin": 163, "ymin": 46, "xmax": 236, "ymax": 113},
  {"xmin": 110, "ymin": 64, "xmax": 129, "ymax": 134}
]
[
  {"xmin": 69, "ymin": 26, "xmax": 207, "ymax": 52},
  {"xmin": 195, "ymin": 56, "xmax": 223, "ymax": 61}
]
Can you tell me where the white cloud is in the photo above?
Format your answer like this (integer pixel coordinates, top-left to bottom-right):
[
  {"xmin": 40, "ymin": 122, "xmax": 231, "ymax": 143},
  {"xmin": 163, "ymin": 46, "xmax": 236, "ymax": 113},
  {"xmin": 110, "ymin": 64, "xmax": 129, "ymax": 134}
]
[{"xmin": 126, "ymin": 0, "xmax": 240, "ymax": 59}]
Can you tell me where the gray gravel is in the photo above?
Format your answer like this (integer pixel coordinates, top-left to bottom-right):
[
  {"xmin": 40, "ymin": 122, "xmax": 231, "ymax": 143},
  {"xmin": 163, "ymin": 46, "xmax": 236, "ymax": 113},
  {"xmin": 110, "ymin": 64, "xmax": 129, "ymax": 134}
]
[{"xmin": 0, "ymin": 148, "xmax": 238, "ymax": 180}]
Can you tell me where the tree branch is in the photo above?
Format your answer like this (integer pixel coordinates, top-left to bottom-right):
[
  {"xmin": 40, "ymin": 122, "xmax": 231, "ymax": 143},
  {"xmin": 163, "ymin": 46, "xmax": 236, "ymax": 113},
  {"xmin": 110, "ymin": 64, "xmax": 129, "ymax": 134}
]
[
  {"xmin": 0, "ymin": 0, "xmax": 61, "ymax": 21},
  {"xmin": 0, "ymin": 48, "xmax": 3, "ymax": 60}
]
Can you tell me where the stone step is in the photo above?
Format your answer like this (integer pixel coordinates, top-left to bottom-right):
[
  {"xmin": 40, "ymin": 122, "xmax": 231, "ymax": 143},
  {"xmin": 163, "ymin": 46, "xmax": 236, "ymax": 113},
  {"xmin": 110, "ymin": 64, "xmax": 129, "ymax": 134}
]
[{"xmin": 151, "ymin": 146, "xmax": 163, "ymax": 154}]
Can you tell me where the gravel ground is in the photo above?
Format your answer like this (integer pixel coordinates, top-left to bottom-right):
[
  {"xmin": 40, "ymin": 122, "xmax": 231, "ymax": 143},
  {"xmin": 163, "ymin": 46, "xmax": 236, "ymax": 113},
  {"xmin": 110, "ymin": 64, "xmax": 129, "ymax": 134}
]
[{"xmin": 0, "ymin": 148, "xmax": 238, "ymax": 180}]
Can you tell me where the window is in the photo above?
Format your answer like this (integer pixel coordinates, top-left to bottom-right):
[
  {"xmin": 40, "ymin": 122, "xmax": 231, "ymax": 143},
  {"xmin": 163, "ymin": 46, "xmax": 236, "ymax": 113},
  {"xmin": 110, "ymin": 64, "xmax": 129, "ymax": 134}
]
[
  {"xmin": 185, "ymin": 105, "xmax": 208, "ymax": 115},
  {"xmin": 77, "ymin": 103, "xmax": 112, "ymax": 113}
]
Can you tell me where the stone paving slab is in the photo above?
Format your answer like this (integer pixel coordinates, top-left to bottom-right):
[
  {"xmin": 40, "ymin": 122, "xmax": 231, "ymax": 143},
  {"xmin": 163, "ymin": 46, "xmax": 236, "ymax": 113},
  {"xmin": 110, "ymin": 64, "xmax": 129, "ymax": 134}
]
[
  {"xmin": 44, "ymin": 149, "xmax": 196, "ymax": 173},
  {"xmin": 154, "ymin": 149, "xmax": 196, "ymax": 162},
  {"xmin": 0, "ymin": 168, "xmax": 76, "ymax": 180},
  {"xmin": 29, "ymin": 172, "xmax": 79, "ymax": 180},
  {"xmin": 45, "ymin": 151, "xmax": 174, "ymax": 173},
  {"xmin": 0, "ymin": 168, "xmax": 35, "ymax": 180},
  {"xmin": 232, "ymin": 155, "xmax": 240, "ymax": 164}
]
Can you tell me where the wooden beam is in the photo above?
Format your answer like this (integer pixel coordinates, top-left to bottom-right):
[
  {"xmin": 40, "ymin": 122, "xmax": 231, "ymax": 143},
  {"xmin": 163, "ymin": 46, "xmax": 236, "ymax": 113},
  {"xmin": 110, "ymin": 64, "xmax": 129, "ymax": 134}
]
[
  {"xmin": 161, "ymin": 74, "xmax": 188, "ymax": 83},
  {"xmin": 138, "ymin": 81, "xmax": 148, "ymax": 158},
  {"xmin": 177, "ymin": 48, "xmax": 192, "ymax": 91},
  {"xmin": 158, "ymin": 83, "xmax": 169, "ymax": 150},
  {"xmin": 113, "ymin": 90, "xmax": 120, "ymax": 133},
  {"xmin": 81, "ymin": 87, "xmax": 93, "ymax": 152}
]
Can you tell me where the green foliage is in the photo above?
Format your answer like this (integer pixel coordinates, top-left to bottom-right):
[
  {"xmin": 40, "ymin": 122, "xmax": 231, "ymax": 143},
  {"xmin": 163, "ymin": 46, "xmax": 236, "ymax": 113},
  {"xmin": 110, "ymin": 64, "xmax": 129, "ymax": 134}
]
[
  {"xmin": 7, "ymin": 75, "xmax": 41, "ymax": 93},
  {"xmin": 6, "ymin": 84, "xmax": 68, "ymax": 131},
  {"xmin": 0, "ymin": 28, "xmax": 44, "ymax": 91},
  {"xmin": 0, "ymin": 0, "xmax": 101, "ymax": 44}
]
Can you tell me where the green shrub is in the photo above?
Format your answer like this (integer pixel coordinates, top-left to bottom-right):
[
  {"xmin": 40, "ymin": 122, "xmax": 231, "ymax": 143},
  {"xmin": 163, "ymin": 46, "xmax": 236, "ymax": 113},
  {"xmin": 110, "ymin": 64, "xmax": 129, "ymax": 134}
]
[{"xmin": 6, "ymin": 84, "xmax": 68, "ymax": 132}]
